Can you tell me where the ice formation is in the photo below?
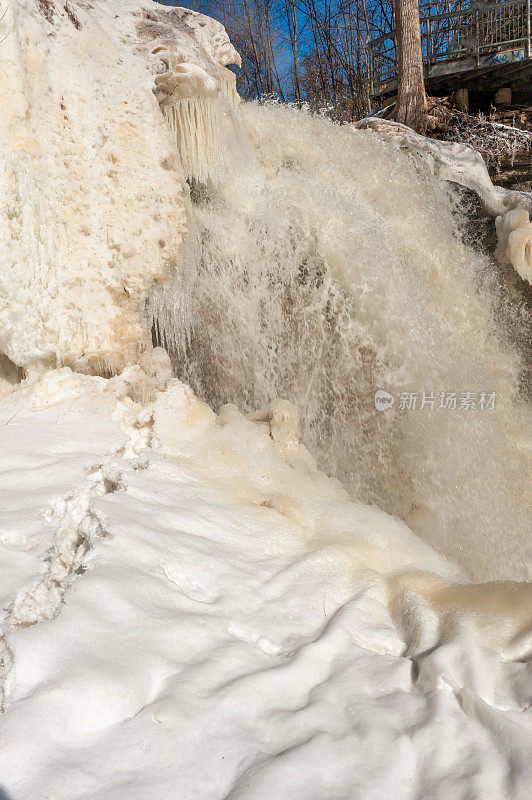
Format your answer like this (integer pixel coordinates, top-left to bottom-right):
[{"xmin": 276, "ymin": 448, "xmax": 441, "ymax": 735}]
[
  {"xmin": 356, "ymin": 117, "xmax": 532, "ymax": 285},
  {"xmin": 152, "ymin": 18, "xmax": 243, "ymax": 183},
  {"xmin": 495, "ymin": 207, "xmax": 532, "ymax": 284},
  {"xmin": 0, "ymin": 0, "xmax": 239, "ymax": 376}
]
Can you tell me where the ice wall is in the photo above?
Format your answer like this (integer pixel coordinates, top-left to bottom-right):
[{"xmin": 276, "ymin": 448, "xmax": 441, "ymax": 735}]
[{"xmin": 0, "ymin": 0, "xmax": 239, "ymax": 375}]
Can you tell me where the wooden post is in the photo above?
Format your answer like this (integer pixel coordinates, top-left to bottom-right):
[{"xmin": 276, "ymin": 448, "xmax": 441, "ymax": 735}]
[
  {"xmin": 455, "ymin": 87, "xmax": 469, "ymax": 112},
  {"xmin": 527, "ymin": 0, "xmax": 531, "ymax": 60}
]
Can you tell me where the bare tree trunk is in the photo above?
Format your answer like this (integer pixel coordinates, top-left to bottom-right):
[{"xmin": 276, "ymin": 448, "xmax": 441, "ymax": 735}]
[{"xmin": 393, "ymin": 0, "xmax": 427, "ymax": 132}]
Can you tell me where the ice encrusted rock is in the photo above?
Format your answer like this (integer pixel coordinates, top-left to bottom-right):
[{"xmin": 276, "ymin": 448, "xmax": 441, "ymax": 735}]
[
  {"xmin": 495, "ymin": 208, "xmax": 532, "ymax": 284},
  {"xmin": 0, "ymin": 0, "xmax": 239, "ymax": 376}
]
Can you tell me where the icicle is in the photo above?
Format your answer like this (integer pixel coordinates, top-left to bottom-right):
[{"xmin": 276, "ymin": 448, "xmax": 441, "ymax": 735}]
[
  {"xmin": 164, "ymin": 97, "xmax": 232, "ymax": 185},
  {"xmin": 161, "ymin": 67, "xmax": 244, "ymax": 186},
  {"xmin": 218, "ymin": 68, "xmax": 241, "ymax": 113},
  {"xmin": 147, "ymin": 216, "xmax": 198, "ymax": 358}
]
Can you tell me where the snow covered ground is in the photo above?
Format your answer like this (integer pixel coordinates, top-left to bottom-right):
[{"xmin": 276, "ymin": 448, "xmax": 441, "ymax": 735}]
[{"xmin": 0, "ymin": 368, "xmax": 530, "ymax": 799}]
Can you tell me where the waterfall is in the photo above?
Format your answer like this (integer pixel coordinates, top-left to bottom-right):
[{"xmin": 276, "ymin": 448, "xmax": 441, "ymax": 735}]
[{"xmin": 157, "ymin": 101, "xmax": 531, "ymax": 583}]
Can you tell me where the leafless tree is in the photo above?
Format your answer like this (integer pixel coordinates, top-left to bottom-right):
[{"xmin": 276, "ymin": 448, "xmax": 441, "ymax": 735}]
[
  {"xmin": 172, "ymin": 0, "xmax": 466, "ymax": 123},
  {"xmin": 393, "ymin": 0, "xmax": 427, "ymax": 130}
]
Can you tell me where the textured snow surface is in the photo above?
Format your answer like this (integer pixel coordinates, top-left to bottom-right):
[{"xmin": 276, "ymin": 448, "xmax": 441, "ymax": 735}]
[
  {"xmin": 0, "ymin": 0, "xmax": 239, "ymax": 374},
  {"xmin": 0, "ymin": 370, "xmax": 531, "ymax": 800}
]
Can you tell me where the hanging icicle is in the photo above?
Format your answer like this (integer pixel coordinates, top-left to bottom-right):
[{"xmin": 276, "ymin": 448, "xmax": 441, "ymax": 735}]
[
  {"xmin": 164, "ymin": 97, "xmax": 228, "ymax": 185},
  {"xmin": 218, "ymin": 69, "xmax": 241, "ymax": 113},
  {"xmin": 154, "ymin": 55, "xmax": 242, "ymax": 186}
]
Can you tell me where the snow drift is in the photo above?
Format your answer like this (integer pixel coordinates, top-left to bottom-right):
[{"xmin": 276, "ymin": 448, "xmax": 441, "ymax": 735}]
[{"xmin": 0, "ymin": 367, "xmax": 530, "ymax": 800}]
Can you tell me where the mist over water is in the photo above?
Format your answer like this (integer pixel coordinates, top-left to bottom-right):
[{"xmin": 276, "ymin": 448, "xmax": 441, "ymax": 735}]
[{"xmin": 163, "ymin": 101, "xmax": 531, "ymax": 582}]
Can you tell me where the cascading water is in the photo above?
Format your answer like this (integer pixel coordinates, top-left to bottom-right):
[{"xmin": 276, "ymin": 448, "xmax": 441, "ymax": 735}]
[{"xmin": 158, "ymin": 100, "xmax": 531, "ymax": 583}]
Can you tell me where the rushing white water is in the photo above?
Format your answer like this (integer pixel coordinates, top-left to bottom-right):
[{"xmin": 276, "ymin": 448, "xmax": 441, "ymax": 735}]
[{"xmin": 157, "ymin": 101, "xmax": 531, "ymax": 583}]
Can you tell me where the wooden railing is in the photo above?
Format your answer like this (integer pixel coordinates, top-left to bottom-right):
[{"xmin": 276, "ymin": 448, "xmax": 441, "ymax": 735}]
[{"xmin": 368, "ymin": 0, "xmax": 531, "ymax": 96}]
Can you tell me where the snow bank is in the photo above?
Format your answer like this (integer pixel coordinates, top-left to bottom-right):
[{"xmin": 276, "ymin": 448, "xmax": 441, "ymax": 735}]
[
  {"xmin": 356, "ymin": 117, "xmax": 532, "ymax": 284},
  {"xmin": 0, "ymin": 0, "xmax": 239, "ymax": 376},
  {"xmin": 0, "ymin": 370, "xmax": 530, "ymax": 799}
]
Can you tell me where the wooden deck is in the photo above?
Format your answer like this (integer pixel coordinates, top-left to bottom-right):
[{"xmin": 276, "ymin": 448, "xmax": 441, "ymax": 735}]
[{"xmin": 368, "ymin": 1, "xmax": 532, "ymax": 102}]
